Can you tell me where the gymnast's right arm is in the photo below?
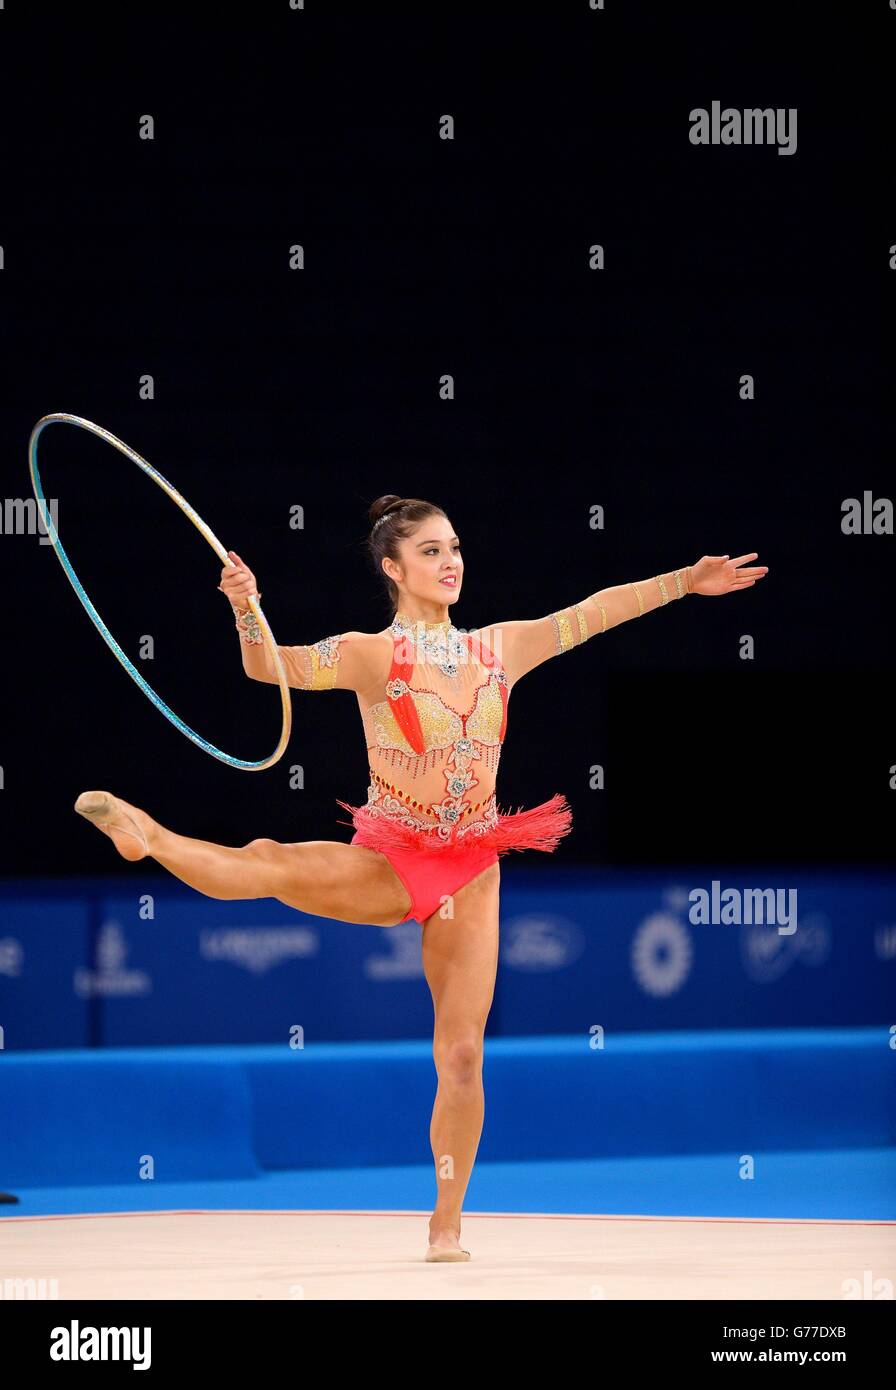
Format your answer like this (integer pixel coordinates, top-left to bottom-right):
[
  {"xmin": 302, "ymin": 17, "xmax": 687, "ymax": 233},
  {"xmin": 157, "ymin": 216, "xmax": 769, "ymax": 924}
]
[{"xmin": 218, "ymin": 549, "xmax": 384, "ymax": 693}]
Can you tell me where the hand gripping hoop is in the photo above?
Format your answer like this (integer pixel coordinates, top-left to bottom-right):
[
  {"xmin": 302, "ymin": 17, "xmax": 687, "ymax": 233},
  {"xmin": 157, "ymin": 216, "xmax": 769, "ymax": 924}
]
[{"xmin": 28, "ymin": 412, "xmax": 292, "ymax": 770}]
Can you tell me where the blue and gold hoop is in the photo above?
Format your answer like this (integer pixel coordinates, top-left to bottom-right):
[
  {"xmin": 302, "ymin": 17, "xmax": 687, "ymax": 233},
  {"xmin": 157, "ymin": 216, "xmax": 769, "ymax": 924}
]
[{"xmin": 28, "ymin": 412, "xmax": 292, "ymax": 770}]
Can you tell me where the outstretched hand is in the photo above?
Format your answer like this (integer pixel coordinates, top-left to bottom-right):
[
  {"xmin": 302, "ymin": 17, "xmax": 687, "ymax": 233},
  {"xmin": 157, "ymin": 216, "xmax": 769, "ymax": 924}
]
[{"xmin": 690, "ymin": 553, "xmax": 768, "ymax": 596}]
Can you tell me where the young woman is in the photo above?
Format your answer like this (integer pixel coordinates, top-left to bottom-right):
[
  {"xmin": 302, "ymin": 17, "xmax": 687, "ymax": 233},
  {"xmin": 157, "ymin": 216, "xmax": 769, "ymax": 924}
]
[{"xmin": 75, "ymin": 494, "xmax": 767, "ymax": 1261}]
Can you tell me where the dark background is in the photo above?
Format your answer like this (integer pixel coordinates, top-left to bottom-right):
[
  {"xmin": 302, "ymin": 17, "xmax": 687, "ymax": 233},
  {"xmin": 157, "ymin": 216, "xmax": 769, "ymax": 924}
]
[{"xmin": 0, "ymin": 1, "xmax": 891, "ymax": 878}]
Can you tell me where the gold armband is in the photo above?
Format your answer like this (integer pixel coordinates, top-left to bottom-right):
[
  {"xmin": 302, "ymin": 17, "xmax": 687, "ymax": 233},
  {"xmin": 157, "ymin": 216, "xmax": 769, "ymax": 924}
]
[
  {"xmin": 307, "ymin": 635, "xmax": 344, "ymax": 689},
  {"xmin": 551, "ymin": 600, "xmax": 605, "ymax": 654},
  {"xmin": 288, "ymin": 635, "xmax": 345, "ymax": 690},
  {"xmin": 671, "ymin": 566, "xmax": 693, "ymax": 596},
  {"xmin": 551, "ymin": 610, "xmax": 574, "ymax": 654},
  {"xmin": 551, "ymin": 602, "xmax": 590, "ymax": 655}
]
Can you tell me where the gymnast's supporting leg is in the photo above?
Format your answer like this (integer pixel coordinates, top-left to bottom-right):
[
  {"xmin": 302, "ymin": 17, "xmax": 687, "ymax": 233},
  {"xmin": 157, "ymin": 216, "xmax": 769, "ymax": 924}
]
[
  {"xmin": 73, "ymin": 791, "xmax": 413, "ymax": 925},
  {"xmin": 420, "ymin": 860, "xmax": 501, "ymax": 1261}
]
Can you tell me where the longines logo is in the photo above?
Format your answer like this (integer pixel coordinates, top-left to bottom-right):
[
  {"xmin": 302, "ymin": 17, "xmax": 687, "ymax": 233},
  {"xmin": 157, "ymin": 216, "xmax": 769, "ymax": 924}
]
[{"xmin": 200, "ymin": 926, "xmax": 318, "ymax": 974}]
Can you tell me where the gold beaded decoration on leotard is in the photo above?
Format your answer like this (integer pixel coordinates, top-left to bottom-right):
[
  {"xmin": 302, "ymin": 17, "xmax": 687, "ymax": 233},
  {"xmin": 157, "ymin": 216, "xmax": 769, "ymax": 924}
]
[{"xmin": 368, "ymin": 769, "xmax": 494, "ymax": 820}]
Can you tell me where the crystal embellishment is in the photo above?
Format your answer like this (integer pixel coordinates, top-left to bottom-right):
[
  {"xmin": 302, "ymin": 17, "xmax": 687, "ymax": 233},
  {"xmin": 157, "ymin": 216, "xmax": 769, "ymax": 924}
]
[{"xmin": 390, "ymin": 611, "xmax": 468, "ymax": 678}]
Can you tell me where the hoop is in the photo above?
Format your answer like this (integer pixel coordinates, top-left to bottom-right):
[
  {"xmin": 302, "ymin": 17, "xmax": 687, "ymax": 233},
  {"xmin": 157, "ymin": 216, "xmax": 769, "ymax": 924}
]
[{"xmin": 28, "ymin": 412, "xmax": 292, "ymax": 771}]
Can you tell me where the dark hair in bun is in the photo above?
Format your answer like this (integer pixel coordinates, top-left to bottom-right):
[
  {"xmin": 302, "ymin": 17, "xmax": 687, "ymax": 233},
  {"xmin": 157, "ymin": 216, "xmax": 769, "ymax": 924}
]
[{"xmin": 367, "ymin": 495, "xmax": 448, "ymax": 611}]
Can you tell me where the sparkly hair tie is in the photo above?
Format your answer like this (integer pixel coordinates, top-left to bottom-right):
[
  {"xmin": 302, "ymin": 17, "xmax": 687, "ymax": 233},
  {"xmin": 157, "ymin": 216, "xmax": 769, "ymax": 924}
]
[{"xmin": 373, "ymin": 504, "xmax": 406, "ymax": 532}]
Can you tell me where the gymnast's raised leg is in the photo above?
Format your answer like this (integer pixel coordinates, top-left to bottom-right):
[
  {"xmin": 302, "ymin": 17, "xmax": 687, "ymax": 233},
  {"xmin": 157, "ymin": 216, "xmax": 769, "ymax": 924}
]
[{"xmin": 74, "ymin": 790, "xmax": 413, "ymax": 927}]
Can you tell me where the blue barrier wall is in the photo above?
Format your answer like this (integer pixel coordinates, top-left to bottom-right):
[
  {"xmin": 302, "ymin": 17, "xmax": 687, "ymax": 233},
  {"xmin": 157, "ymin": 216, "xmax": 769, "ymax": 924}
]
[
  {"xmin": 0, "ymin": 867, "xmax": 893, "ymax": 1049},
  {"xmin": 1, "ymin": 1032, "xmax": 893, "ymax": 1188}
]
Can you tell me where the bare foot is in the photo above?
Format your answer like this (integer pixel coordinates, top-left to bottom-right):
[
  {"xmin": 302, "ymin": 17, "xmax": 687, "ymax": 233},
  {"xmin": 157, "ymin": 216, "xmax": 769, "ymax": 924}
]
[
  {"xmin": 74, "ymin": 791, "xmax": 155, "ymax": 862},
  {"xmin": 426, "ymin": 1222, "xmax": 471, "ymax": 1263}
]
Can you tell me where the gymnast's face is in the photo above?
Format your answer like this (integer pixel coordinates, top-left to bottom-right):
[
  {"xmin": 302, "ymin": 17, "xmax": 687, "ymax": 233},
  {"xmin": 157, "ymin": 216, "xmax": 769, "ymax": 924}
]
[{"xmin": 391, "ymin": 514, "xmax": 463, "ymax": 610}]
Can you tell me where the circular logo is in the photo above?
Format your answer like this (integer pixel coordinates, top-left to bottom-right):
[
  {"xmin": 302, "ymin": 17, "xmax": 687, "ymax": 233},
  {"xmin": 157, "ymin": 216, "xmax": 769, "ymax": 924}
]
[{"xmin": 631, "ymin": 912, "xmax": 694, "ymax": 997}]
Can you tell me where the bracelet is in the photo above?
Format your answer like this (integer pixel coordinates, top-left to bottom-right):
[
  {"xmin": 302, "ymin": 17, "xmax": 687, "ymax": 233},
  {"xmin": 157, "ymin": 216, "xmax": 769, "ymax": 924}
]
[
  {"xmin": 586, "ymin": 595, "xmax": 609, "ymax": 634},
  {"xmin": 630, "ymin": 582, "xmax": 644, "ymax": 616},
  {"xmin": 231, "ymin": 598, "xmax": 263, "ymax": 645},
  {"xmin": 655, "ymin": 574, "xmax": 669, "ymax": 606},
  {"xmin": 551, "ymin": 602, "xmax": 593, "ymax": 654},
  {"xmin": 672, "ymin": 568, "xmax": 685, "ymax": 599},
  {"xmin": 551, "ymin": 609, "xmax": 574, "ymax": 654}
]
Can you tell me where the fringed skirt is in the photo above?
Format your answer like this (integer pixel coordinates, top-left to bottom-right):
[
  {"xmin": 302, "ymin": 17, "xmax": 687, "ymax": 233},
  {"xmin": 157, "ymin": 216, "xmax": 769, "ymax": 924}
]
[{"xmin": 336, "ymin": 792, "xmax": 573, "ymax": 924}]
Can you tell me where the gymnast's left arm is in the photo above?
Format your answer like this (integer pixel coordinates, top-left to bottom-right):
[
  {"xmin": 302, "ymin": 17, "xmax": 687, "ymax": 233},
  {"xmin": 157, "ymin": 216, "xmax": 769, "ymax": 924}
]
[{"xmin": 475, "ymin": 553, "xmax": 769, "ymax": 685}]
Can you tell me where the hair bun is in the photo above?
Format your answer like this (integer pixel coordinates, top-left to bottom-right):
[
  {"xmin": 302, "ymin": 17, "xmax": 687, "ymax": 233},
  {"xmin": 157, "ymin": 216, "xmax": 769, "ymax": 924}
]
[{"xmin": 368, "ymin": 495, "xmax": 406, "ymax": 528}]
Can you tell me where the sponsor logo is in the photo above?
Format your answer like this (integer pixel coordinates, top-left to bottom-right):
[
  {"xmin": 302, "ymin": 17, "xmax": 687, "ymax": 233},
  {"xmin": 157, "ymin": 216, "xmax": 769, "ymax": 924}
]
[
  {"xmin": 200, "ymin": 926, "xmax": 318, "ymax": 975},
  {"xmin": 501, "ymin": 915, "xmax": 585, "ymax": 971},
  {"xmin": 631, "ymin": 912, "xmax": 694, "ymax": 997},
  {"xmin": 74, "ymin": 921, "xmax": 151, "ymax": 998}
]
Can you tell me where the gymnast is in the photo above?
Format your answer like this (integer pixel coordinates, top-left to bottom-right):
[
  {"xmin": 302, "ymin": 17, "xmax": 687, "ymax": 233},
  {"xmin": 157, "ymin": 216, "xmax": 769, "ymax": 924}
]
[{"xmin": 75, "ymin": 493, "xmax": 767, "ymax": 1261}]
